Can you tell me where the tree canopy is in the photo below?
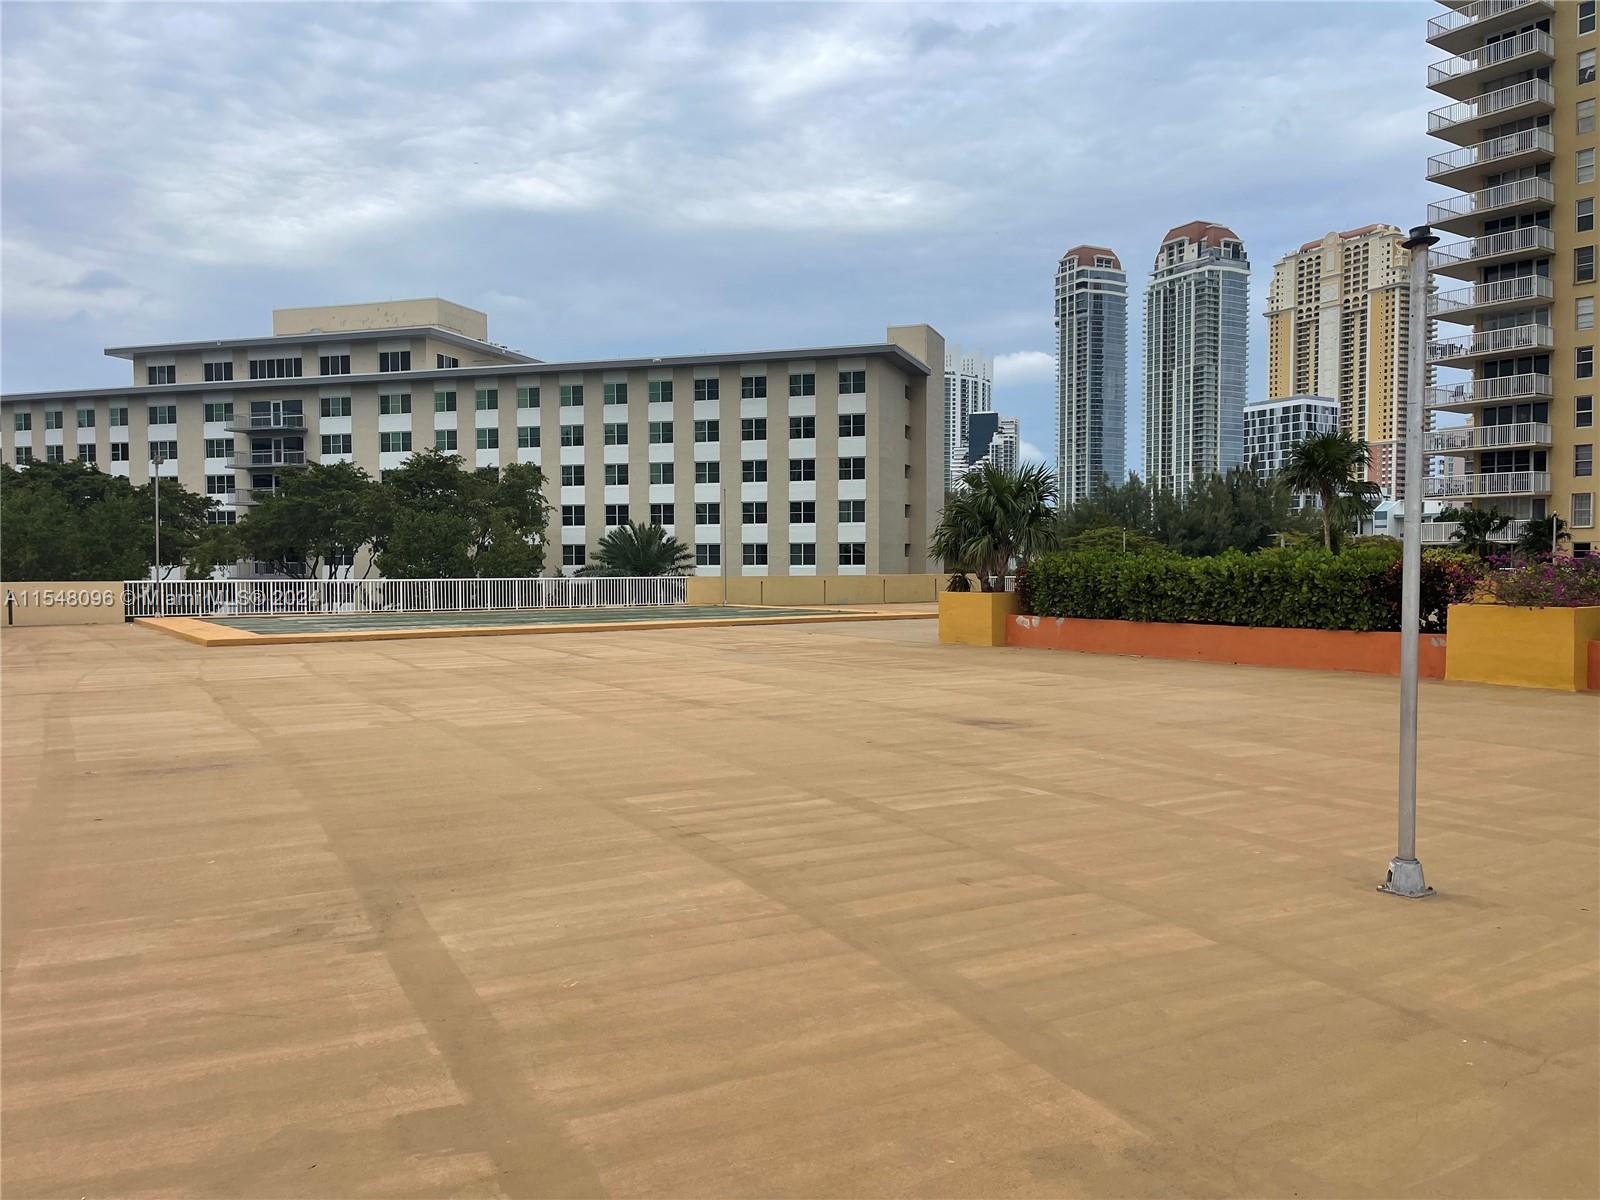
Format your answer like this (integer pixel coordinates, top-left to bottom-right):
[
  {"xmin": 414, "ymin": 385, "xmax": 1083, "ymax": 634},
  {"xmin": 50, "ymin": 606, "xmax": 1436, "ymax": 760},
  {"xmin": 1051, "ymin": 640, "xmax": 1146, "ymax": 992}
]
[
  {"xmin": 1277, "ymin": 432, "xmax": 1381, "ymax": 552},
  {"xmin": 365, "ymin": 452, "xmax": 550, "ymax": 578},
  {"xmin": 930, "ymin": 461, "xmax": 1059, "ymax": 590},
  {"xmin": 1053, "ymin": 469, "xmax": 1309, "ymax": 558}
]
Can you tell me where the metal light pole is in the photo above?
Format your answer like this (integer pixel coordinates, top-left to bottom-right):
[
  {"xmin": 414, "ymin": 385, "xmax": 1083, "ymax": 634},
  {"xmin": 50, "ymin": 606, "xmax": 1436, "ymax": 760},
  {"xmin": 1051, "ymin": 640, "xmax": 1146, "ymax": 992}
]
[
  {"xmin": 153, "ymin": 452, "xmax": 165, "ymax": 617},
  {"xmin": 1381, "ymin": 225, "xmax": 1438, "ymax": 899}
]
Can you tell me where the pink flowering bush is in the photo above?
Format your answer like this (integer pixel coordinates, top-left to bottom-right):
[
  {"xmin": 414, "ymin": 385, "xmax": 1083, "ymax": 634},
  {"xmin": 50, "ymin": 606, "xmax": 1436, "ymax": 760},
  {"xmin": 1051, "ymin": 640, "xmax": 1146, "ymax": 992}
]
[{"xmin": 1486, "ymin": 554, "xmax": 1600, "ymax": 608}]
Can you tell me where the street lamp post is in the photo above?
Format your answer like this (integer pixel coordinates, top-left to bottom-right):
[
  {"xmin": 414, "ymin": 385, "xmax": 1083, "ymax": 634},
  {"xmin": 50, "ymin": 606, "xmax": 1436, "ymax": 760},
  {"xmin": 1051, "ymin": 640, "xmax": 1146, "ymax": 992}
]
[
  {"xmin": 153, "ymin": 453, "xmax": 165, "ymax": 617},
  {"xmin": 1380, "ymin": 225, "xmax": 1438, "ymax": 899}
]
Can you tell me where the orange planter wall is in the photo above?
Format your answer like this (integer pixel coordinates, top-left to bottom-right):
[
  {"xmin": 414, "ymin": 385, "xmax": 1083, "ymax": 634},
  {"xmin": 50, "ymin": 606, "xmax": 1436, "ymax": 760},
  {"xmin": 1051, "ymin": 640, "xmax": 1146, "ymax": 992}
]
[{"xmin": 1007, "ymin": 615, "xmax": 1448, "ymax": 678}]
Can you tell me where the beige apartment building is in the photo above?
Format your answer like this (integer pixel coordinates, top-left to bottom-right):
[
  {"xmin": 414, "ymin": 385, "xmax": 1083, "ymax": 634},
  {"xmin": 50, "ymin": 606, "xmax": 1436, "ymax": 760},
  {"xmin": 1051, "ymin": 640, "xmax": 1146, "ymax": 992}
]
[
  {"xmin": 1265, "ymin": 224, "xmax": 1420, "ymax": 498},
  {"xmin": 0, "ymin": 299, "xmax": 946, "ymax": 577},
  {"xmin": 1424, "ymin": 0, "xmax": 1597, "ymax": 550}
]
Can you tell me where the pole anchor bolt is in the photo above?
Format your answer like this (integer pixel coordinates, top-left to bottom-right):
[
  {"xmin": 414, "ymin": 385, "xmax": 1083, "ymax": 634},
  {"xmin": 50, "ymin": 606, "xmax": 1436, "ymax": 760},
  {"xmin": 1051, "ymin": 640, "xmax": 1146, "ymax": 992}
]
[{"xmin": 1378, "ymin": 856, "xmax": 1435, "ymax": 899}]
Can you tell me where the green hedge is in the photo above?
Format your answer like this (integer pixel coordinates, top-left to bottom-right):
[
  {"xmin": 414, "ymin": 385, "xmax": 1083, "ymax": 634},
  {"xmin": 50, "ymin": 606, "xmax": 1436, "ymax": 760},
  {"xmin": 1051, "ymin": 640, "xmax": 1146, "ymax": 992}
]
[{"xmin": 1018, "ymin": 546, "xmax": 1481, "ymax": 633}]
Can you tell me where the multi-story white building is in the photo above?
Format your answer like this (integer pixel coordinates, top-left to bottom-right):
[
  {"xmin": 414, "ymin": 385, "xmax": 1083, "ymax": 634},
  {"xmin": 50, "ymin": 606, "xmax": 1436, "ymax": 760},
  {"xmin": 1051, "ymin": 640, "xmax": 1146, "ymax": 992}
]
[
  {"xmin": 943, "ymin": 346, "xmax": 993, "ymax": 490},
  {"xmin": 1143, "ymin": 221, "xmax": 1250, "ymax": 494},
  {"xmin": 1055, "ymin": 245, "xmax": 1127, "ymax": 501},
  {"xmin": 1422, "ymin": 0, "xmax": 1597, "ymax": 552},
  {"xmin": 0, "ymin": 299, "xmax": 947, "ymax": 577},
  {"xmin": 1243, "ymin": 394, "xmax": 1341, "ymax": 507}
]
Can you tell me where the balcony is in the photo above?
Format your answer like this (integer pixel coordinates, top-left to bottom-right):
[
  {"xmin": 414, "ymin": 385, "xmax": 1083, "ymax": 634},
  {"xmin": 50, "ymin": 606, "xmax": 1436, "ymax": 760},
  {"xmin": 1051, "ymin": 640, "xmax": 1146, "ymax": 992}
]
[
  {"xmin": 226, "ymin": 450, "xmax": 308, "ymax": 471},
  {"xmin": 1427, "ymin": 28, "xmax": 1555, "ymax": 101},
  {"xmin": 1424, "ymin": 421, "xmax": 1553, "ymax": 454},
  {"xmin": 1426, "ymin": 372, "xmax": 1553, "ymax": 411},
  {"xmin": 1425, "ymin": 470, "xmax": 1551, "ymax": 499},
  {"xmin": 1426, "ymin": 128, "xmax": 1554, "ymax": 190},
  {"xmin": 1411, "ymin": 518, "xmax": 1528, "ymax": 545},
  {"xmin": 1428, "ymin": 274, "xmax": 1553, "ymax": 322},
  {"xmin": 236, "ymin": 486, "xmax": 281, "ymax": 506},
  {"xmin": 1427, "ymin": 177, "xmax": 1555, "ymax": 235},
  {"xmin": 1426, "ymin": 0, "xmax": 1554, "ymax": 56},
  {"xmin": 226, "ymin": 412, "xmax": 308, "ymax": 433},
  {"xmin": 1429, "ymin": 225, "xmax": 1555, "ymax": 279},
  {"xmin": 1428, "ymin": 78, "xmax": 1556, "ymax": 146},
  {"xmin": 1427, "ymin": 324, "xmax": 1554, "ymax": 364}
]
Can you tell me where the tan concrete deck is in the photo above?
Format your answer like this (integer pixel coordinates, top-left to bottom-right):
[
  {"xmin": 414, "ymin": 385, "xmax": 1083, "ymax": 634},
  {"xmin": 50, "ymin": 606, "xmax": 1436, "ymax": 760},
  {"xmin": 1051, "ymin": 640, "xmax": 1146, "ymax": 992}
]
[{"xmin": 2, "ymin": 619, "xmax": 1596, "ymax": 1198}]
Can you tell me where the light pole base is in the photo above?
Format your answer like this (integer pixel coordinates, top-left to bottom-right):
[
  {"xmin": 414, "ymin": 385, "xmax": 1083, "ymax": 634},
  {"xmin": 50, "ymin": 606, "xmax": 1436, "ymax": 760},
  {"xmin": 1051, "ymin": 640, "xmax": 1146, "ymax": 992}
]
[{"xmin": 1378, "ymin": 857, "xmax": 1435, "ymax": 898}]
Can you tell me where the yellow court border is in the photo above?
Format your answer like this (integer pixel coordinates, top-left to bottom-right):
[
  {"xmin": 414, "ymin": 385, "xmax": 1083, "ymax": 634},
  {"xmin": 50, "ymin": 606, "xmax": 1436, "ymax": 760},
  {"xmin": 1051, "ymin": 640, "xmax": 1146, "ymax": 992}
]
[{"xmin": 135, "ymin": 607, "xmax": 936, "ymax": 647}]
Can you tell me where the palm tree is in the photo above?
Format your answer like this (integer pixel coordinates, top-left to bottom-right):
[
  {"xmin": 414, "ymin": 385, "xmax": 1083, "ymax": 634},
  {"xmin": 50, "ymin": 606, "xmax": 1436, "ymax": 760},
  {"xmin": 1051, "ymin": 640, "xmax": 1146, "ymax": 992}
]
[
  {"xmin": 929, "ymin": 461, "xmax": 1058, "ymax": 591},
  {"xmin": 1442, "ymin": 505, "xmax": 1510, "ymax": 558},
  {"xmin": 1516, "ymin": 513, "xmax": 1568, "ymax": 557},
  {"xmin": 580, "ymin": 522, "xmax": 693, "ymax": 576},
  {"xmin": 1277, "ymin": 431, "xmax": 1382, "ymax": 552}
]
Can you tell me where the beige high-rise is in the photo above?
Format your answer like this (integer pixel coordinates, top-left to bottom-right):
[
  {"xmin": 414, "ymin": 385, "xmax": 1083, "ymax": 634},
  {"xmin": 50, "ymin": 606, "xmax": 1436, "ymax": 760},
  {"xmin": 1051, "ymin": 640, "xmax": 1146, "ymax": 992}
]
[
  {"xmin": 1423, "ymin": 0, "xmax": 1597, "ymax": 548},
  {"xmin": 1265, "ymin": 225, "xmax": 1418, "ymax": 498}
]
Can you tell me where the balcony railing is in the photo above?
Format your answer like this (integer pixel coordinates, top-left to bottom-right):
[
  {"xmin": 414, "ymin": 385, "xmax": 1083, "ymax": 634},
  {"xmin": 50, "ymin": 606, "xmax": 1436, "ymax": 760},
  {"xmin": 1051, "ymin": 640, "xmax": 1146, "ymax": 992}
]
[
  {"xmin": 1424, "ymin": 471, "xmax": 1551, "ymax": 499},
  {"xmin": 1427, "ymin": 324, "xmax": 1554, "ymax": 362},
  {"xmin": 227, "ymin": 450, "xmax": 308, "ymax": 470},
  {"xmin": 1428, "ymin": 274, "xmax": 1553, "ymax": 318},
  {"xmin": 1427, "ymin": 0, "xmax": 1555, "ymax": 50},
  {"xmin": 1427, "ymin": 177, "xmax": 1555, "ymax": 227},
  {"xmin": 1409, "ymin": 519, "xmax": 1528, "ymax": 545},
  {"xmin": 1427, "ymin": 29, "xmax": 1555, "ymax": 95},
  {"xmin": 1426, "ymin": 128, "xmax": 1553, "ymax": 182},
  {"xmin": 1424, "ymin": 422, "xmax": 1552, "ymax": 453},
  {"xmin": 1426, "ymin": 372, "xmax": 1553, "ymax": 408},
  {"xmin": 1427, "ymin": 78, "xmax": 1556, "ymax": 136},
  {"xmin": 1429, "ymin": 225, "xmax": 1555, "ymax": 273},
  {"xmin": 226, "ymin": 413, "xmax": 308, "ymax": 431}
]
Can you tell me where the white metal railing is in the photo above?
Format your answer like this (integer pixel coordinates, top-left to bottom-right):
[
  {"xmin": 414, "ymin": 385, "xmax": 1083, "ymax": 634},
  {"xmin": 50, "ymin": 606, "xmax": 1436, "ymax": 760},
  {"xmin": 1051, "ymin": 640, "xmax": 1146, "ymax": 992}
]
[
  {"xmin": 228, "ymin": 413, "xmax": 307, "ymax": 430},
  {"xmin": 1424, "ymin": 471, "xmax": 1551, "ymax": 499},
  {"xmin": 1428, "ymin": 28, "xmax": 1554, "ymax": 86},
  {"xmin": 1410, "ymin": 519, "xmax": 1528, "ymax": 544},
  {"xmin": 123, "ymin": 575, "xmax": 690, "ymax": 618},
  {"xmin": 1430, "ymin": 225, "xmax": 1555, "ymax": 270},
  {"xmin": 1426, "ymin": 128, "xmax": 1553, "ymax": 179},
  {"xmin": 1426, "ymin": 372, "xmax": 1552, "ymax": 408},
  {"xmin": 1428, "ymin": 79, "xmax": 1556, "ymax": 133},
  {"xmin": 227, "ymin": 450, "xmax": 307, "ymax": 469},
  {"xmin": 1427, "ymin": 177, "xmax": 1555, "ymax": 224},
  {"xmin": 1425, "ymin": 422, "xmax": 1552, "ymax": 453},
  {"xmin": 1428, "ymin": 325, "xmax": 1553, "ymax": 361},
  {"xmin": 1429, "ymin": 274, "xmax": 1553, "ymax": 316},
  {"xmin": 1428, "ymin": 1, "xmax": 1553, "ymax": 44}
]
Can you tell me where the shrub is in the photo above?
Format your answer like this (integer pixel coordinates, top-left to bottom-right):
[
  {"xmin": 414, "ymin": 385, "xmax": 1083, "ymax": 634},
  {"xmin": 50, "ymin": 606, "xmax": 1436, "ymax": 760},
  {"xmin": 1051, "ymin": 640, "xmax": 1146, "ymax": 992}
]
[
  {"xmin": 1484, "ymin": 554, "xmax": 1600, "ymax": 608},
  {"xmin": 1022, "ymin": 543, "xmax": 1485, "ymax": 633}
]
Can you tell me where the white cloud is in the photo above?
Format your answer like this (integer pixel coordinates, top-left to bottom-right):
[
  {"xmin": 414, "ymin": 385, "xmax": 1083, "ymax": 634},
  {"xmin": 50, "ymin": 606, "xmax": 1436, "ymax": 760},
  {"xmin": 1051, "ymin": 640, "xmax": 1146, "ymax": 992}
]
[
  {"xmin": 994, "ymin": 351, "xmax": 1055, "ymax": 386},
  {"xmin": 1019, "ymin": 440, "xmax": 1049, "ymax": 466}
]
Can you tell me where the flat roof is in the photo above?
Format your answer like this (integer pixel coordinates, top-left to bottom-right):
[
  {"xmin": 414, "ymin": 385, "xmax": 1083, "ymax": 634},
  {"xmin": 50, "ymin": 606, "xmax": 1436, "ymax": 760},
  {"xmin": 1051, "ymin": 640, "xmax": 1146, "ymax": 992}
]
[
  {"xmin": 103, "ymin": 325, "xmax": 538, "ymax": 364},
  {"xmin": 0, "ymin": 342, "xmax": 931, "ymax": 404}
]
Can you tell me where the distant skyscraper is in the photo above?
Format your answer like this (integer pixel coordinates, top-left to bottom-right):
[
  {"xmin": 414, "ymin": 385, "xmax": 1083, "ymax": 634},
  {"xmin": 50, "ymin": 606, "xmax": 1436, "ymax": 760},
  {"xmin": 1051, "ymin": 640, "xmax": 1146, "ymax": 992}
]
[
  {"xmin": 1054, "ymin": 245, "xmax": 1127, "ymax": 502},
  {"xmin": 1265, "ymin": 225, "xmax": 1419, "ymax": 498},
  {"xmin": 961, "ymin": 411, "xmax": 1020, "ymax": 476},
  {"xmin": 1143, "ymin": 221, "xmax": 1250, "ymax": 494},
  {"xmin": 1243, "ymin": 394, "xmax": 1341, "ymax": 508},
  {"xmin": 943, "ymin": 346, "xmax": 993, "ymax": 490}
]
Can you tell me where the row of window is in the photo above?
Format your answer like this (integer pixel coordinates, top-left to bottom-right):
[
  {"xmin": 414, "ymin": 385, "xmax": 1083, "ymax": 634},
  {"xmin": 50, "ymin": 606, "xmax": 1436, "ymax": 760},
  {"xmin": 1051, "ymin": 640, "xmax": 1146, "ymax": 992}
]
[
  {"xmin": 556, "ymin": 499, "xmax": 869, "ymax": 527},
  {"xmin": 554, "ymin": 541, "xmax": 871, "ymax": 569}
]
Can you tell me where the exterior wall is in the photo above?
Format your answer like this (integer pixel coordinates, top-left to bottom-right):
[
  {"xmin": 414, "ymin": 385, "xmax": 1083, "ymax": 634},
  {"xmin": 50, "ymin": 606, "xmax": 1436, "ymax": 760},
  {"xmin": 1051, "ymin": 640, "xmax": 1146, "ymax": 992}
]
[
  {"xmin": 1055, "ymin": 246, "xmax": 1128, "ymax": 502},
  {"xmin": 1243, "ymin": 395, "xmax": 1341, "ymax": 488},
  {"xmin": 271, "ymin": 299, "xmax": 489, "ymax": 340},
  {"xmin": 887, "ymin": 323, "xmax": 945, "ymax": 574},
  {"xmin": 683, "ymin": 573, "xmax": 946, "ymax": 605},
  {"xmin": 0, "ymin": 582, "xmax": 126, "ymax": 626}
]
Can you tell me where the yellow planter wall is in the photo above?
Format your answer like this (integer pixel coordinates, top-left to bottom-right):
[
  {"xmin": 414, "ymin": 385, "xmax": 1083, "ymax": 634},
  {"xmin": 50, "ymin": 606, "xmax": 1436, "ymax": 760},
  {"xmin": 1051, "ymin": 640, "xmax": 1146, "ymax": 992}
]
[
  {"xmin": 1445, "ymin": 603, "xmax": 1600, "ymax": 691},
  {"xmin": 938, "ymin": 592, "xmax": 1018, "ymax": 646},
  {"xmin": 683, "ymin": 574, "xmax": 945, "ymax": 607}
]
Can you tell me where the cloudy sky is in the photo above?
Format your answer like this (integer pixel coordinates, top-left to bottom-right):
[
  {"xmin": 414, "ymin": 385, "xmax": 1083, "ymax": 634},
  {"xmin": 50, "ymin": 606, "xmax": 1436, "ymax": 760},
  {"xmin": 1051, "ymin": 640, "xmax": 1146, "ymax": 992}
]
[{"xmin": 1, "ymin": 1, "xmax": 1437, "ymax": 469}]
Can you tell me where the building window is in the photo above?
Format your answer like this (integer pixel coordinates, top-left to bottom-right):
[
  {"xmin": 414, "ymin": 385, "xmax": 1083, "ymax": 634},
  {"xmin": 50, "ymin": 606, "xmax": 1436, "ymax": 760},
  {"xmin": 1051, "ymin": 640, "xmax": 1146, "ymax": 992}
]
[
  {"xmin": 378, "ymin": 350, "xmax": 411, "ymax": 372},
  {"xmin": 436, "ymin": 429, "xmax": 458, "ymax": 451},
  {"xmin": 605, "ymin": 463, "xmax": 629, "ymax": 485},
  {"xmin": 838, "ymin": 369, "xmax": 866, "ymax": 395},
  {"xmin": 604, "ymin": 382, "xmax": 628, "ymax": 405},
  {"xmin": 839, "ymin": 413, "xmax": 866, "ymax": 437},
  {"xmin": 110, "ymin": 443, "xmax": 129, "ymax": 462},
  {"xmin": 147, "ymin": 364, "xmax": 175, "ymax": 385},
  {"xmin": 561, "ymin": 465, "xmax": 584, "ymax": 486},
  {"xmin": 1578, "ymin": 445, "xmax": 1595, "ymax": 477},
  {"xmin": 1582, "ymin": 49, "xmax": 1597, "ymax": 85},
  {"xmin": 741, "ymin": 417, "xmax": 767, "ymax": 441},
  {"xmin": 1581, "ymin": 199, "xmax": 1597, "ymax": 235},
  {"xmin": 790, "ymin": 500, "xmax": 815, "ymax": 524},
  {"xmin": 742, "ymin": 542, "xmax": 767, "ymax": 566},
  {"xmin": 1578, "ymin": 395, "xmax": 1594, "ymax": 427},
  {"xmin": 742, "ymin": 458, "xmax": 766, "ymax": 483},
  {"xmin": 695, "ymin": 461, "xmax": 719, "ymax": 483},
  {"xmin": 695, "ymin": 418, "xmax": 719, "ymax": 442},
  {"xmin": 839, "ymin": 456, "xmax": 866, "ymax": 480},
  {"xmin": 604, "ymin": 503, "xmax": 628, "ymax": 526},
  {"xmin": 205, "ymin": 473, "xmax": 233, "ymax": 497},
  {"xmin": 560, "ymin": 384, "xmax": 583, "ymax": 406},
  {"xmin": 379, "ymin": 393, "xmax": 411, "ymax": 415},
  {"xmin": 840, "ymin": 499, "xmax": 866, "ymax": 523},
  {"xmin": 436, "ymin": 353, "xmax": 459, "ymax": 370},
  {"xmin": 1582, "ymin": 1, "xmax": 1597, "ymax": 35},
  {"xmin": 14, "ymin": 447, "xmax": 31, "ymax": 465},
  {"xmin": 1580, "ymin": 99, "xmax": 1597, "ymax": 135},
  {"xmin": 318, "ymin": 354, "xmax": 350, "ymax": 376},
  {"xmin": 695, "ymin": 501, "xmax": 720, "ymax": 525},
  {"xmin": 321, "ymin": 433, "xmax": 352, "ymax": 455},
  {"xmin": 148, "ymin": 440, "xmax": 178, "ymax": 462},
  {"xmin": 201, "ymin": 402, "xmax": 230, "ymax": 423},
  {"xmin": 742, "ymin": 501, "xmax": 767, "ymax": 524},
  {"xmin": 473, "ymin": 388, "xmax": 497, "ymax": 411},
  {"xmin": 789, "ymin": 542, "xmax": 816, "ymax": 566},
  {"xmin": 379, "ymin": 431, "xmax": 412, "ymax": 453},
  {"xmin": 838, "ymin": 542, "xmax": 866, "ymax": 566},
  {"xmin": 109, "ymin": 406, "xmax": 127, "ymax": 427},
  {"xmin": 205, "ymin": 361, "xmax": 235, "ymax": 382},
  {"xmin": 648, "ymin": 421, "xmax": 673, "ymax": 444},
  {"xmin": 650, "ymin": 502, "xmax": 674, "ymax": 525},
  {"xmin": 14, "ymin": 411, "xmax": 30, "ymax": 431},
  {"xmin": 694, "ymin": 378, "xmax": 719, "ymax": 402},
  {"xmin": 562, "ymin": 544, "xmax": 586, "ymax": 568},
  {"xmin": 43, "ymin": 409, "xmax": 62, "ymax": 430},
  {"xmin": 477, "ymin": 428, "xmax": 499, "ymax": 450},
  {"xmin": 1580, "ymin": 298, "xmax": 1596, "ymax": 331},
  {"xmin": 789, "ymin": 415, "xmax": 816, "ymax": 440},
  {"xmin": 560, "ymin": 424, "xmax": 584, "ymax": 447},
  {"xmin": 45, "ymin": 445, "xmax": 64, "ymax": 463},
  {"xmin": 790, "ymin": 457, "xmax": 815, "ymax": 481},
  {"xmin": 1577, "ymin": 247, "xmax": 1596, "ymax": 284},
  {"xmin": 317, "ymin": 396, "xmax": 350, "ymax": 418},
  {"xmin": 650, "ymin": 462, "xmax": 674, "ymax": 484},
  {"xmin": 517, "ymin": 425, "xmax": 540, "ymax": 448},
  {"xmin": 79, "ymin": 445, "xmax": 96, "ymax": 465},
  {"xmin": 740, "ymin": 374, "xmax": 767, "ymax": 400},
  {"xmin": 75, "ymin": 408, "xmax": 95, "ymax": 429},
  {"xmin": 434, "ymin": 391, "xmax": 457, "ymax": 412},
  {"xmin": 204, "ymin": 437, "xmax": 231, "ymax": 458},
  {"xmin": 517, "ymin": 385, "xmax": 540, "ymax": 409},
  {"xmin": 248, "ymin": 357, "xmax": 301, "ymax": 380},
  {"xmin": 648, "ymin": 380, "xmax": 672, "ymax": 403},
  {"xmin": 148, "ymin": 404, "xmax": 177, "ymax": 425},
  {"xmin": 1580, "ymin": 149, "xmax": 1597, "ymax": 186},
  {"xmin": 561, "ymin": 504, "xmax": 585, "ymax": 527},
  {"xmin": 603, "ymin": 422, "xmax": 628, "ymax": 446},
  {"xmin": 1579, "ymin": 347, "xmax": 1595, "ymax": 379},
  {"xmin": 695, "ymin": 543, "xmax": 720, "ymax": 566},
  {"xmin": 788, "ymin": 372, "xmax": 815, "ymax": 397},
  {"xmin": 1574, "ymin": 492, "xmax": 1595, "ymax": 527}
]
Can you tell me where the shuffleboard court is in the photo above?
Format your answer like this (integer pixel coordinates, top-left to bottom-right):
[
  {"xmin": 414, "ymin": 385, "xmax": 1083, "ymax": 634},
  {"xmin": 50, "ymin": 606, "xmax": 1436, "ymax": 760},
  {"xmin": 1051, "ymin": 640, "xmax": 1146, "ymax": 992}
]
[{"xmin": 208, "ymin": 604, "xmax": 836, "ymax": 634}]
